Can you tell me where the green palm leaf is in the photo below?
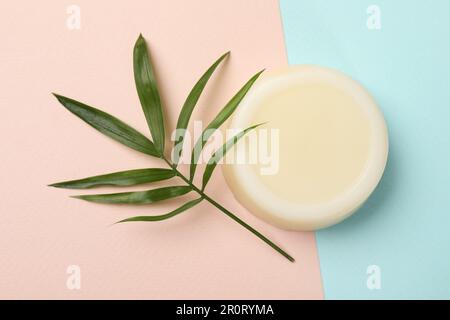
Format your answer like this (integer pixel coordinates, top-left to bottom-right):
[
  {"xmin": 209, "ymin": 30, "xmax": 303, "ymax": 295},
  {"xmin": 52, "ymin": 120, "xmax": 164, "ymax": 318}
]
[
  {"xmin": 73, "ymin": 186, "xmax": 191, "ymax": 204},
  {"xmin": 116, "ymin": 197, "xmax": 203, "ymax": 223},
  {"xmin": 202, "ymin": 123, "xmax": 264, "ymax": 190},
  {"xmin": 49, "ymin": 168, "xmax": 175, "ymax": 189},
  {"xmin": 133, "ymin": 34, "xmax": 165, "ymax": 155},
  {"xmin": 53, "ymin": 94, "xmax": 159, "ymax": 157},
  {"xmin": 189, "ymin": 69, "xmax": 264, "ymax": 181},
  {"xmin": 51, "ymin": 36, "xmax": 294, "ymax": 262},
  {"xmin": 173, "ymin": 51, "xmax": 230, "ymax": 164}
]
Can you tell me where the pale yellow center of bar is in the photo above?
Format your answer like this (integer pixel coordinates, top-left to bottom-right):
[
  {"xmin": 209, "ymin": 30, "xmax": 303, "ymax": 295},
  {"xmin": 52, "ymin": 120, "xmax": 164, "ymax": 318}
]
[{"xmin": 250, "ymin": 82, "xmax": 371, "ymax": 204}]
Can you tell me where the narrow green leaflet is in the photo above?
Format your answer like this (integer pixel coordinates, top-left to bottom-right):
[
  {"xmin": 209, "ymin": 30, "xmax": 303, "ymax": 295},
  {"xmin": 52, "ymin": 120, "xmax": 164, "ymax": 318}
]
[
  {"xmin": 202, "ymin": 123, "xmax": 264, "ymax": 190},
  {"xmin": 133, "ymin": 34, "xmax": 165, "ymax": 155},
  {"xmin": 173, "ymin": 51, "xmax": 230, "ymax": 164},
  {"xmin": 53, "ymin": 94, "xmax": 159, "ymax": 157},
  {"xmin": 49, "ymin": 168, "xmax": 175, "ymax": 189},
  {"xmin": 73, "ymin": 186, "xmax": 191, "ymax": 204},
  {"xmin": 189, "ymin": 70, "xmax": 264, "ymax": 181},
  {"xmin": 116, "ymin": 197, "xmax": 203, "ymax": 223}
]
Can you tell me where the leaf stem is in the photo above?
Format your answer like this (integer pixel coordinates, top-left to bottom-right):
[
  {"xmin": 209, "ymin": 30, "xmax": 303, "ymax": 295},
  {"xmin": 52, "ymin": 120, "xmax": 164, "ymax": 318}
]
[{"xmin": 162, "ymin": 157, "xmax": 295, "ymax": 262}]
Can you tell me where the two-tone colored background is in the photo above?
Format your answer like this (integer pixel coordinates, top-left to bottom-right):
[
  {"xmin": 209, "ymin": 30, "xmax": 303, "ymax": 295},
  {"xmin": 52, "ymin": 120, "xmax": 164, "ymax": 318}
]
[{"xmin": 1, "ymin": 0, "xmax": 449, "ymax": 299}]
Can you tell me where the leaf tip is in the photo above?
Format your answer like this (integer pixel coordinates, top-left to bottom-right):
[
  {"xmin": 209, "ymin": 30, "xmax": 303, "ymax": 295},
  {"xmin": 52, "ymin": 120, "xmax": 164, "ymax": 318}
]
[
  {"xmin": 134, "ymin": 34, "xmax": 146, "ymax": 50},
  {"xmin": 52, "ymin": 93, "xmax": 67, "ymax": 106},
  {"xmin": 70, "ymin": 195, "xmax": 86, "ymax": 200},
  {"xmin": 137, "ymin": 33, "xmax": 145, "ymax": 43},
  {"xmin": 248, "ymin": 69, "xmax": 265, "ymax": 83}
]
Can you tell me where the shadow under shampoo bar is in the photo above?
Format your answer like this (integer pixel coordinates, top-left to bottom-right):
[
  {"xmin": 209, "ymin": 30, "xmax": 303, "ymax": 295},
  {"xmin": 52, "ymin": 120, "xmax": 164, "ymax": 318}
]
[{"xmin": 223, "ymin": 65, "xmax": 388, "ymax": 231}]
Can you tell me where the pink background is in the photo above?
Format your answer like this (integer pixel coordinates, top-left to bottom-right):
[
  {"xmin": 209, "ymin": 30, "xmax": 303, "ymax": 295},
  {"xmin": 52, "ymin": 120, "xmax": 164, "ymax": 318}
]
[{"xmin": 0, "ymin": 0, "xmax": 323, "ymax": 299}]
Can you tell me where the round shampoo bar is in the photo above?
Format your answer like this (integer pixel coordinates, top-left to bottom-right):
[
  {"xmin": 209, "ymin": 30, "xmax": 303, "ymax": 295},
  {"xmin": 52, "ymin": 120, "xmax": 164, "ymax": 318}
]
[{"xmin": 223, "ymin": 65, "xmax": 388, "ymax": 231}]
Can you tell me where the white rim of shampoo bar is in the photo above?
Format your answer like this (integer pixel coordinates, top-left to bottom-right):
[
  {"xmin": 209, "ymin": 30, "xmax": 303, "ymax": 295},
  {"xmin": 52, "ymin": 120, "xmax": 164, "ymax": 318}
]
[{"xmin": 223, "ymin": 65, "xmax": 388, "ymax": 231}]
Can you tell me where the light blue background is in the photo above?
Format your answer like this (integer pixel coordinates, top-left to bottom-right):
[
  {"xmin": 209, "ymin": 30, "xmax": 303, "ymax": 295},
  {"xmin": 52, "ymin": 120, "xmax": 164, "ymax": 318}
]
[{"xmin": 279, "ymin": 0, "xmax": 450, "ymax": 299}]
